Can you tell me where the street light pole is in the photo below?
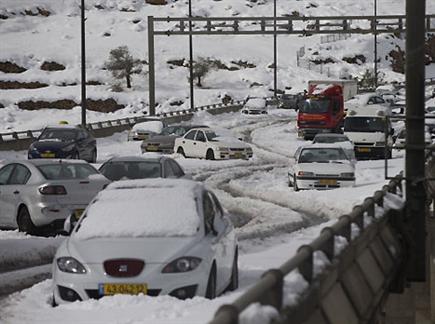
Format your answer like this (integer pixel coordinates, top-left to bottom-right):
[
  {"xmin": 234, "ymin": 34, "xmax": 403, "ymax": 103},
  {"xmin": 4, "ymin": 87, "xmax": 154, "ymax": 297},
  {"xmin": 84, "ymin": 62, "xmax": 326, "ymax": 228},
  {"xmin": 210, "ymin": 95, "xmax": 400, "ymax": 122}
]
[
  {"xmin": 374, "ymin": 0, "xmax": 378, "ymax": 88},
  {"xmin": 273, "ymin": 0, "xmax": 277, "ymax": 98},
  {"xmin": 80, "ymin": 0, "xmax": 87, "ymax": 126},
  {"xmin": 188, "ymin": 0, "xmax": 194, "ymax": 110}
]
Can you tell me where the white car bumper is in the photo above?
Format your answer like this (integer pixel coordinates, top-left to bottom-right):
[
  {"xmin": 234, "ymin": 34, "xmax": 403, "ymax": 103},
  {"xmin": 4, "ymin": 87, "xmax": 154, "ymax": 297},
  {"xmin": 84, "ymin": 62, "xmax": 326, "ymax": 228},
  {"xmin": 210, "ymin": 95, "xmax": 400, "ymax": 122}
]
[{"xmin": 295, "ymin": 177, "xmax": 355, "ymax": 190}]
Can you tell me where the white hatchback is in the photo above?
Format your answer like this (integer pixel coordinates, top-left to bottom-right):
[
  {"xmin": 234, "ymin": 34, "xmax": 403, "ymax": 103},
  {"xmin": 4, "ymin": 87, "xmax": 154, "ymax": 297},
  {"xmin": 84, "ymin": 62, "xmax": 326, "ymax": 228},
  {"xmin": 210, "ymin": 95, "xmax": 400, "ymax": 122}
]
[
  {"xmin": 288, "ymin": 144, "xmax": 356, "ymax": 191},
  {"xmin": 52, "ymin": 179, "xmax": 238, "ymax": 304},
  {"xmin": 174, "ymin": 128, "xmax": 253, "ymax": 160}
]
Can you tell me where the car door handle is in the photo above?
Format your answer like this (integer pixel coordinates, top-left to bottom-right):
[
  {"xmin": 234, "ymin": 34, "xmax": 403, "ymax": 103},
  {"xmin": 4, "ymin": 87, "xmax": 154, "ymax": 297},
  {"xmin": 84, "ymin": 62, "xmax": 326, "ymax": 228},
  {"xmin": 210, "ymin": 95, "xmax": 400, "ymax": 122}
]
[{"xmin": 13, "ymin": 190, "xmax": 19, "ymax": 194}]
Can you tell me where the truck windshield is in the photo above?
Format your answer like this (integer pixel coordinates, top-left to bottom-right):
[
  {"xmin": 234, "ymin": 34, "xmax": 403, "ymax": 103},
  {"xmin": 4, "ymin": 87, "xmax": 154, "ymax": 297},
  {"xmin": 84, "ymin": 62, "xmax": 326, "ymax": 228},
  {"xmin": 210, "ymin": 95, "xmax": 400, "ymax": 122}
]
[
  {"xmin": 300, "ymin": 99, "xmax": 330, "ymax": 114},
  {"xmin": 344, "ymin": 117, "xmax": 385, "ymax": 132}
]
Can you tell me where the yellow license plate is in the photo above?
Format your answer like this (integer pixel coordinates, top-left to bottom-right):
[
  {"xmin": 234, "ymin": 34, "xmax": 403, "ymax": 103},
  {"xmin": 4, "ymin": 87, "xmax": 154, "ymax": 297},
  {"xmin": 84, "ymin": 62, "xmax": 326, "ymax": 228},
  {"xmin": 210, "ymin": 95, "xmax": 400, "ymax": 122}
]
[
  {"xmin": 73, "ymin": 209, "xmax": 85, "ymax": 220},
  {"xmin": 41, "ymin": 152, "xmax": 56, "ymax": 158},
  {"xmin": 100, "ymin": 283, "xmax": 148, "ymax": 296},
  {"xmin": 146, "ymin": 145, "xmax": 158, "ymax": 151},
  {"xmin": 234, "ymin": 152, "xmax": 243, "ymax": 158},
  {"xmin": 319, "ymin": 179, "xmax": 337, "ymax": 186},
  {"xmin": 357, "ymin": 147, "xmax": 371, "ymax": 153}
]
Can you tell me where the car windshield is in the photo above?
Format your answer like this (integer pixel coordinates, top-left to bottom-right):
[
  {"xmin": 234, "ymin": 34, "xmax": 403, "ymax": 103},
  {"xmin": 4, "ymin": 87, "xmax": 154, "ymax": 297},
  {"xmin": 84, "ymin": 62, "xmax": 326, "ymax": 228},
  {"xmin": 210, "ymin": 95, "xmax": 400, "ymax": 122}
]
[
  {"xmin": 298, "ymin": 148, "xmax": 349, "ymax": 163},
  {"xmin": 39, "ymin": 128, "xmax": 79, "ymax": 141},
  {"xmin": 99, "ymin": 161, "xmax": 161, "ymax": 181},
  {"xmin": 300, "ymin": 98, "xmax": 330, "ymax": 114},
  {"xmin": 161, "ymin": 126, "xmax": 186, "ymax": 136},
  {"xmin": 314, "ymin": 135, "xmax": 349, "ymax": 143},
  {"xmin": 344, "ymin": 117, "xmax": 385, "ymax": 132},
  {"xmin": 205, "ymin": 131, "xmax": 219, "ymax": 141},
  {"xmin": 37, "ymin": 164, "xmax": 99, "ymax": 180}
]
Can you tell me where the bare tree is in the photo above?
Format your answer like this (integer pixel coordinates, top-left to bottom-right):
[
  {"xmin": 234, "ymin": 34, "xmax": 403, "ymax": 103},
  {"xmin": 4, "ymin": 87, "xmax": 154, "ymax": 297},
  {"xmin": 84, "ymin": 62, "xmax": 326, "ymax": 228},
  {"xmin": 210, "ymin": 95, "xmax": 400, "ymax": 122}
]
[
  {"xmin": 191, "ymin": 57, "xmax": 211, "ymax": 87},
  {"xmin": 105, "ymin": 46, "xmax": 142, "ymax": 89}
]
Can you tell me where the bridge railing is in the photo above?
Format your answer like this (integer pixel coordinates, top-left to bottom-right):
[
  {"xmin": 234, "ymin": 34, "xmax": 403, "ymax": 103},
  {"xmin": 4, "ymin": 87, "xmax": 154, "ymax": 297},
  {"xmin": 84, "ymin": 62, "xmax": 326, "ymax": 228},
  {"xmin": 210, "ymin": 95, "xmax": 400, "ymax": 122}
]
[{"xmin": 210, "ymin": 173, "xmax": 405, "ymax": 324}]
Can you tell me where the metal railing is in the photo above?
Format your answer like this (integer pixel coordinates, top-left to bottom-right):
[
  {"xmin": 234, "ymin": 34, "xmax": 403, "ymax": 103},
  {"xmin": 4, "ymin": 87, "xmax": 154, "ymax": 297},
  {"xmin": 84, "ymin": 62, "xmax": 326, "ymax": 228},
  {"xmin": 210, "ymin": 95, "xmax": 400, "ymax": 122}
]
[
  {"xmin": 209, "ymin": 173, "xmax": 404, "ymax": 324},
  {"xmin": 0, "ymin": 100, "xmax": 245, "ymax": 151}
]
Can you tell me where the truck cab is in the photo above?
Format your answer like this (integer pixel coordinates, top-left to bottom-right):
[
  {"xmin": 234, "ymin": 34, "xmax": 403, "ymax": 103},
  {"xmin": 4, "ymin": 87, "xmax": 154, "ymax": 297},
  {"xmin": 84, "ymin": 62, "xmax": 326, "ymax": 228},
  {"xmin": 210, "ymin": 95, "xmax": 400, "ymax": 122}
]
[
  {"xmin": 297, "ymin": 84, "xmax": 345, "ymax": 140},
  {"xmin": 344, "ymin": 108, "xmax": 393, "ymax": 160}
]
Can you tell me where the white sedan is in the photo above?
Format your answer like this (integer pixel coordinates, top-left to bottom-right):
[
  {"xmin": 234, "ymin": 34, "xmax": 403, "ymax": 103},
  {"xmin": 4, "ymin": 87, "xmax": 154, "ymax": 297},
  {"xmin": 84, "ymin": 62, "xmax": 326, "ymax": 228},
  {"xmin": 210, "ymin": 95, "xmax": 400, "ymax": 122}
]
[
  {"xmin": 241, "ymin": 98, "xmax": 268, "ymax": 115},
  {"xmin": 52, "ymin": 178, "xmax": 238, "ymax": 304},
  {"xmin": 127, "ymin": 120, "xmax": 164, "ymax": 141},
  {"xmin": 174, "ymin": 128, "xmax": 253, "ymax": 160},
  {"xmin": 288, "ymin": 144, "xmax": 356, "ymax": 191}
]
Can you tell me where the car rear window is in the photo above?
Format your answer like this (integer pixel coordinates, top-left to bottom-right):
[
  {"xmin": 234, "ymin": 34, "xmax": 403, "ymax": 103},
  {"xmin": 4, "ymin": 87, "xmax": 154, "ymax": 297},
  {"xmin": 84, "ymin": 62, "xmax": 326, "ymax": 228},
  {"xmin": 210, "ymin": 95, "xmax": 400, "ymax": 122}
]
[
  {"xmin": 99, "ymin": 161, "xmax": 161, "ymax": 181},
  {"xmin": 37, "ymin": 164, "xmax": 99, "ymax": 180},
  {"xmin": 39, "ymin": 128, "xmax": 79, "ymax": 141}
]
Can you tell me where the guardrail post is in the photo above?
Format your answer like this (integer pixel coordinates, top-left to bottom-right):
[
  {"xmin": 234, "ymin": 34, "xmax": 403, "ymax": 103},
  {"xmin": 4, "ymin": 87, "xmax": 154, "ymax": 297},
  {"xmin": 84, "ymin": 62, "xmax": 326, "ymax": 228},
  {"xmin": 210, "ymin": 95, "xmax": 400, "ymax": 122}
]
[
  {"xmin": 297, "ymin": 245, "xmax": 313, "ymax": 283},
  {"xmin": 213, "ymin": 304, "xmax": 239, "ymax": 324},
  {"xmin": 12, "ymin": 132, "xmax": 18, "ymax": 140},
  {"xmin": 260, "ymin": 269, "xmax": 284, "ymax": 310}
]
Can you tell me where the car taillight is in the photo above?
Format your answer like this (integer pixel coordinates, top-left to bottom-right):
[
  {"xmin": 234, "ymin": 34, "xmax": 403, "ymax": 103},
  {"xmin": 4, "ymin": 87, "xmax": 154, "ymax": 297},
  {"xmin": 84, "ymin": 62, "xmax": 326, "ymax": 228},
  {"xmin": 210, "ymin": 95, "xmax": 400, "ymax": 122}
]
[{"xmin": 39, "ymin": 185, "xmax": 67, "ymax": 195}]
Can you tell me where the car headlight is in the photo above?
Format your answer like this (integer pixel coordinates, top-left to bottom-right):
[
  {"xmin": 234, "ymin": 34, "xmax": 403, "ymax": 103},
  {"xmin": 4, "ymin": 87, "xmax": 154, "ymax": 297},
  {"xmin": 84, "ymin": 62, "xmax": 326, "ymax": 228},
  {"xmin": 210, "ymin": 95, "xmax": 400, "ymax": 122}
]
[
  {"xmin": 341, "ymin": 172, "xmax": 355, "ymax": 179},
  {"xmin": 61, "ymin": 144, "xmax": 75, "ymax": 152},
  {"xmin": 57, "ymin": 257, "xmax": 87, "ymax": 274},
  {"xmin": 162, "ymin": 257, "xmax": 202, "ymax": 273},
  {"xmin": 375, "ymin": 141, "xmax": 385, "ymax": 146},
  {"xmin": 216, "ymin": 147, "xmax": 229, "ymax": 152},
  {"xmin": 297, "ymin": 171, "xmax": 314, "ymax": 178}
]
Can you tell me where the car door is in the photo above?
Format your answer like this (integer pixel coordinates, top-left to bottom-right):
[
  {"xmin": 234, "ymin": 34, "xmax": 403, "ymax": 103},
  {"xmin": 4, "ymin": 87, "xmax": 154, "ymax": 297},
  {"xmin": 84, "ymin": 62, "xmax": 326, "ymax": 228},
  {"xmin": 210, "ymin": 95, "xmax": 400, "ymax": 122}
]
[
  {"xmin": 202, "ymin": 191, "xmax": 227, "ymax": 292},
  {"xmin": 0, "ymin": 164, "xmax": 16, "ymax": 226},
  {"xmin": 181, "ymin": 130, "xmax": 197, "ymax": 157},
  {"xmin": 77, "ymin": 128, "xmax": 95, "ymax": 160},
  {"xmin": 210, "ymin": 191, "xmax": 235, "ymax": 286},
  {"xmin": 194, "ymin": 131, "xmax": 208, "ymax": 158},
  {"xmin": 1, "ymin": 164, "xmax": 31, "ymax": 227}
]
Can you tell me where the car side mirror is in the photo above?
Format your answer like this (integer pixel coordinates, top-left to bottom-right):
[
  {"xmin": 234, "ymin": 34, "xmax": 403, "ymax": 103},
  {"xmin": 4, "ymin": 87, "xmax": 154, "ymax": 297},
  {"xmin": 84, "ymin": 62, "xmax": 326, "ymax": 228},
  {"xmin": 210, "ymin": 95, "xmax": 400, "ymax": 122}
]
[{"xmin": 63, "ymin": 214, "xmax": 78, "ymax": 235}]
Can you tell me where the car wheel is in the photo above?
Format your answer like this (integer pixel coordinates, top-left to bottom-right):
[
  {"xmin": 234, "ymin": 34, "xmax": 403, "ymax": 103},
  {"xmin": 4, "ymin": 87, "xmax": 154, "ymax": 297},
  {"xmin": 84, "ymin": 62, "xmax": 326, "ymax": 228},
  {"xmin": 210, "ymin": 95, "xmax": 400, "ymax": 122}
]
[
  {"xmin": 205, "ymin": 264, "xmax": 217, "ymax": 299},
  {"xmin": 228, "ymin": 249, "xmax": 239, "ymax": 291},
  {"xmin": 91, "ymin": 149, "xmax": 97, "ymax": 163},
  {"xmin": 177, "ymin": 147, "xmax": 185, "ymax": 157},
  {"xmin": 293, "ymin": 175, "xmax": 299, "ymax": 192},
  {"xmin": 206, "ymin": 149, "xmax": 215, "ymax": 160},
  {"xmin": 17, "ymin": 206, "xmax": 38, "ymax": 235}
]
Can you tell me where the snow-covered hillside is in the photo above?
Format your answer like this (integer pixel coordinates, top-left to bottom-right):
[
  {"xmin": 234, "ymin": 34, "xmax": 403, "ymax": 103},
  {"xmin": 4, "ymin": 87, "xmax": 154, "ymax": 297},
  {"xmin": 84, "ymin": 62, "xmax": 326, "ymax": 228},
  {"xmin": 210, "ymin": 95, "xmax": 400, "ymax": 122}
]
[{"xmin": 0, "ymin": 0, "xmax": 434, "ymax": 132}]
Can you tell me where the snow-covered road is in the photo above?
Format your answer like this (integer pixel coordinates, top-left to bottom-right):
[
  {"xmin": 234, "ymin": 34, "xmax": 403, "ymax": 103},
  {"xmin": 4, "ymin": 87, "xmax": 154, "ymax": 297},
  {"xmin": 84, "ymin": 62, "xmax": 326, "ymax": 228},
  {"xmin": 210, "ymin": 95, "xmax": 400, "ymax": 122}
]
[{"xmin": 0, "ymin": 109, "xmax": 404, "ymax": 324}]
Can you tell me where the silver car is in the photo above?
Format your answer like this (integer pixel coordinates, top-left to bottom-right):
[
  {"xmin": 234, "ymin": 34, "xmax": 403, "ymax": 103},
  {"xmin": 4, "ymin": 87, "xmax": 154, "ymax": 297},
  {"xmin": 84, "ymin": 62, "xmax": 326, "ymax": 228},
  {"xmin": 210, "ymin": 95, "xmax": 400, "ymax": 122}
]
[{"xmin": 0, "ymin": 159, "xmax": 110, "ymax": 235}]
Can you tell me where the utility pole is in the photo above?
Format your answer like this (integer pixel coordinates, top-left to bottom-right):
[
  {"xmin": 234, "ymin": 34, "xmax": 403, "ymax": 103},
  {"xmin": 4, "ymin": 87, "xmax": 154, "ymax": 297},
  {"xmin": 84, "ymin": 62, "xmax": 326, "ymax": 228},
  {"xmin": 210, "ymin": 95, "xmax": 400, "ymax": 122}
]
[
  {"xmin": 405, "ymin": 0, "xmax": 426, "ymax": 281},
  {"xmin": 80, "ymin": 0, "xmax": 87, "ymax": 126},
  {"xmin": 374, "ymin": 0, "xmax": 378, "ymax": 88},
  {"xmin": 273, "ymin": 0, "xmax": 277, "ymax": 98},
  {"xmin": 188, "ymin": 0, "xmax": 194, "ymax": 110}
]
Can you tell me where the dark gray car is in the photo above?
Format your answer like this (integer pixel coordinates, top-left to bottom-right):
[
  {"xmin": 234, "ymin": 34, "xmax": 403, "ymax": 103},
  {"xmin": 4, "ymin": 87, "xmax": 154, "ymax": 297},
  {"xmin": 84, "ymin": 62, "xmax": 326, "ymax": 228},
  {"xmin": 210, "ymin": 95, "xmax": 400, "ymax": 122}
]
[
  {"xmin": 98, "ymin": 155, "xmax": 187, "ymax": 181},
  {"xmin": 140, "ymin": 124, "xmax": 208, "ymax": 154}
]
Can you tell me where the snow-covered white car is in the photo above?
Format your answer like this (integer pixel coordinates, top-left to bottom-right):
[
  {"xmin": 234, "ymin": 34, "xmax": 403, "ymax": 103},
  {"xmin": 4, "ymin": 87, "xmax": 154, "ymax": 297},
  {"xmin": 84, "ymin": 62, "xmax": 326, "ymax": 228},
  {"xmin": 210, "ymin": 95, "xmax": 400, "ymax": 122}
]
[
  {"xmin": 288, "ymin": 144, "xmax": 356, "ymax": 191},
  {"xmin": 174, "ymin": 128, "xmax": 253, "ymax": 160},
  {"xmin": 312, "ymin": 133, "xmax": 356, "ymax": 161},
  {"xmin": 393, "ymin": 126, "xmax": 433, "ymax": 149},
  {"xmin": 241, "ymin": 98, "xmax": 268, "ymax": 115},
  {"xmin": 53, "ymin": 178, "xmax": 238, "ymax": 304},
  {"xmin": 127, "ymin": 120, "xmax": 164, "ymax": 141}
]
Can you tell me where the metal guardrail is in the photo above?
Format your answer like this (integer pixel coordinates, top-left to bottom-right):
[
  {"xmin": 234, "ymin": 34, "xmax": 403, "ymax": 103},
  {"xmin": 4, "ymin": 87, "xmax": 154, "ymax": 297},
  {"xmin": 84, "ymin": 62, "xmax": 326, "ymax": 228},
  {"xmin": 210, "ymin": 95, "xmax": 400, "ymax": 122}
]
[
  {"xmin": 0, "ymin": 100, "xmax": 245, "ymax": 151},
  {"xmin": 209, "ymin": 173, "xmax": 404, "ymax": 324}
]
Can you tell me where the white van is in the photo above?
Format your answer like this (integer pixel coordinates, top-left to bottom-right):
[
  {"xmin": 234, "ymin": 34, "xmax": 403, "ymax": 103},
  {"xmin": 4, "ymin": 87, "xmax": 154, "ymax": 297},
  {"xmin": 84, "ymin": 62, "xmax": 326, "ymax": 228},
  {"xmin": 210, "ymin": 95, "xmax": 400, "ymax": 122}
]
[{"xmin": 344, "ymin": 108, "xmax": 394, "ymax": 160}]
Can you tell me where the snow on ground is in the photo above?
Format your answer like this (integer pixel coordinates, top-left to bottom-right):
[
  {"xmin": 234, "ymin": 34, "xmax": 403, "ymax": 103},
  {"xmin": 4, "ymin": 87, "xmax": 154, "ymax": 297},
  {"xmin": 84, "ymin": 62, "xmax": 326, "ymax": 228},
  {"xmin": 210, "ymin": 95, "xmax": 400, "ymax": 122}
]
[{"xmin": 0, "ymin": 107, "xmax": 406, "ymax": 323}]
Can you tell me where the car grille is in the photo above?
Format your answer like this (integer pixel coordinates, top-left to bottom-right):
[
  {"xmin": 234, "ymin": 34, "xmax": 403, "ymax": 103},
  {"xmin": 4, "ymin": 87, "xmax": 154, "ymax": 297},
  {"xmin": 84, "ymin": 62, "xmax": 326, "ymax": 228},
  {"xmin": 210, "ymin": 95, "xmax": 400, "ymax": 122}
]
[
  {"xmin": 85, "ymin": 289, "xmax": 161, "ymax": 299},
  {"xmin": 103, "ymin": 259, "xmax": 145, "ymax": 277},
  {"xmin": 230, "ymin": 148, "xmax": 245, "ymax": 152},
  {"xmin": 315, "ymin": 174, "xmax": 339, "ymax": 178},
  {"xmin": 354, "ymin": 142, "xmax": 374, "ymax": 146}
]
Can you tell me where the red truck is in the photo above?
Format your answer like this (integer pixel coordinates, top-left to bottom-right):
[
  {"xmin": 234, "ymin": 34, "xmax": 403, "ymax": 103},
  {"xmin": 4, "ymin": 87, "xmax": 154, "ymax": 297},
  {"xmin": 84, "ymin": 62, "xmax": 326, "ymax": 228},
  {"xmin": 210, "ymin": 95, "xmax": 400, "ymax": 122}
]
[{"xmin": 297, "ymin": 80, "xmax": 357, "ymax": 140}]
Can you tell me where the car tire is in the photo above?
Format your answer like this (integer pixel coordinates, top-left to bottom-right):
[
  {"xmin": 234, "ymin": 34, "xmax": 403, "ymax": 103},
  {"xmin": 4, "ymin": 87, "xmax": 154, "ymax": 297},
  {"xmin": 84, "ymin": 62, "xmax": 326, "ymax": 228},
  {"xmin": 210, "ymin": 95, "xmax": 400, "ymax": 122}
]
[
  {"xmin": 91, "ymin": 149, "xmax": 97, "ymax": 163},
  {"xmin": 293, "ymin": 175, "xmax": 299, "ymax": 192},
  {"xmin": 205, "ymin": 263, "xmax": 217, "ymax": 299},
  {"xmin": 206, "ymin": 149, "xmax": 215, "ymax": 160},
  {"xmin": 17, "ymin": 206, "xmax": 38, "ymax": 235},
  {"xmin": 228, "ymin": 249, "xmax": 239, "ymax": 291},
  {"xmin": 177, "ymin": 147, "xmax": 186, "ymax": 157}
]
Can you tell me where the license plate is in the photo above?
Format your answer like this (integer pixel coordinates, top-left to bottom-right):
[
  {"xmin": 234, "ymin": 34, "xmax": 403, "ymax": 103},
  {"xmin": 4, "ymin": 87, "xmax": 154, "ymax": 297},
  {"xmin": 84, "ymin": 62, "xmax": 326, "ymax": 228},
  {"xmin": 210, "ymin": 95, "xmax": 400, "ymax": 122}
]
[
  {"xmin": 234, "ymin": 152, "xmax": 243, "ymax": 159},
  {"xmin": 319, "ymin": 179, "xmax": 337, "ymax": 186},
  {"xmin": 73, "ymin": 209, "xmax": 85, "ymax": 220},
  {"xmin": 357, "ymin": 147, "xmax": 371, "ymax": 153},
  {"xmin": 146, "ymin": 145, "xmax": 158, "ymax": 151},
  {"xmin": 99, "ymin": 283, "xmax": 148, "ymax": 296},
  {"xmin": 41, "ymin": 152, "xmax": 55, "ymax": 158}
]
